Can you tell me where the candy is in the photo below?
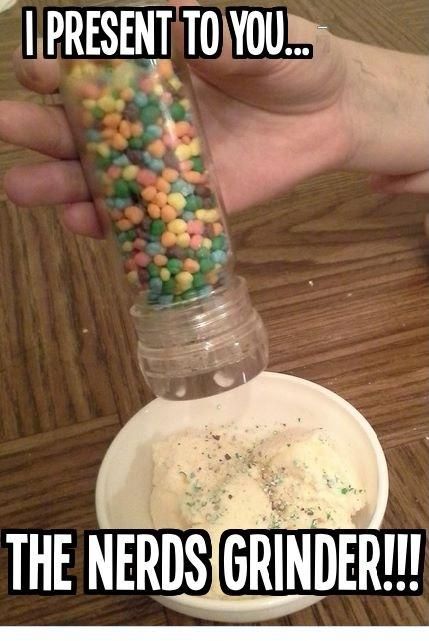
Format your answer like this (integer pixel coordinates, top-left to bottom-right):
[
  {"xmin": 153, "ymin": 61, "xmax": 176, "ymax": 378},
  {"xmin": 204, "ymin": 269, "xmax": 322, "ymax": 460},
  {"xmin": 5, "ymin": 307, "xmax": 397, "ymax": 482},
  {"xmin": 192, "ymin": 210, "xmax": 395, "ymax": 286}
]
[
  {"xmin": 187, "ymin": 220, "xmax": 204, "ymax": 235},
  {"xmin": 175, "ymin": 271, "xmax": 193, "ymax": 291},
  {"xmin": 124, "ymin": 206, "xmax": 144, "ymax": 225},
  {"xmin": 160, "ymin": 268, "xmax": 171, "ymax": 282},
  {"xmin": 176, "ymin": 232, "xmax": 191, "ymax": 248},
  {"xmin": 167, "ymin": 192, "xmax": 186, "ymax": 211},
  {"xmin": 163, "ymin": 168, "xmax": 179, "ymax": 183},
  {"xmin": 135, "ymin": 252, "xmax": 151, "ymax": 268},
  {"xmin": 148, "ymin": 203, "xmax": 161, "ymax": 219},
  {"xmin": 175, "ymin": 144, "xmax": 192, "ymax": 161},
  {"xmin": 150, "ymin": 220, "xmax": 166, "ymax": 236},
  {"xmin": 183, "ymin": 258, "xmax": 200, "ymax": 274},
  {"xmin": 141, "ymin": 104, "xmax": 161, "ymax": 125},
  {"xmin": 122, "ymin": 165, "xmax": 139, "ymax": 181},
  {"xmin": 167, "ymin": 219, "xmax": 187, "ymax": 235},
  {"xmin": 190, "ymin": 234, "xmax": 203, "ymax": 250},
  {"xmin": 161, "ymin": 231, "xmax": 177, "ymax": 248},
  {"xmin": 65, "ymin": 58, "xmax": 231, "ymax": 305},
  {"xmin": 142, "ymin": 186, "xmax": 157, "ymax": 201},
  {"xmin": 195, "ymin": 208, "xmax": 220, "ymax": 223},
  {"xmin": 161, "ymin": 205, "xmax": 178, "ymax": 223}
]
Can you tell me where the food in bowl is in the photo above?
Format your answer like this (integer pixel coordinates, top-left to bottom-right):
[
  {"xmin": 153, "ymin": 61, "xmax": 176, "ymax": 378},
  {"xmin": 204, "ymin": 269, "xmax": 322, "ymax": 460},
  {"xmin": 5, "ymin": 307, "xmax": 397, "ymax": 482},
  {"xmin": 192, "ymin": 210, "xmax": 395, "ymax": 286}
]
[{"xmin": 150, "ymin": 422, "xmax": 367, "ymax": 597}]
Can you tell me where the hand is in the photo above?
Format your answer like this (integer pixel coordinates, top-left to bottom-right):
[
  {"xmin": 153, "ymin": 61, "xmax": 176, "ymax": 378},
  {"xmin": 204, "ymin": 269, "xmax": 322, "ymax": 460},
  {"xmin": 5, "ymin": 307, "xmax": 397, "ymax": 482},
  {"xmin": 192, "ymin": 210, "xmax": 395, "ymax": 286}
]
[{"xmin": 0, "ymin": 9, "xmax": 353, "ymax": 238}]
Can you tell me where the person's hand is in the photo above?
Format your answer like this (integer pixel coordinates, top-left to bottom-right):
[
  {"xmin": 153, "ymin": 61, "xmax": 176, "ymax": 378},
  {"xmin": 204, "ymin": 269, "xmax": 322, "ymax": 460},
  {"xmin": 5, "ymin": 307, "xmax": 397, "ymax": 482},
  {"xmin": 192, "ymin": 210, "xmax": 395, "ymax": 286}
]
[
  {"xmin": 0, "ymin": 6, "xmax": 353, "ymax": 238},
  {"xmin": 1, "ymin": 0, "xmax": 427, "ymax": 240}
]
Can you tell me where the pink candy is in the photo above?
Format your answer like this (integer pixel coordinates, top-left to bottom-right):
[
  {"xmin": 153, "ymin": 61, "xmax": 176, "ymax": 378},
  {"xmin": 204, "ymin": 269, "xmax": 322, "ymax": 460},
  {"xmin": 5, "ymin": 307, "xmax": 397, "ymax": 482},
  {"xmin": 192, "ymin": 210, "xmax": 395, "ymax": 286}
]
[
  {"xmin": 187, "ymin": 220, "xmax": 204, "ymax": 235},
  {"xmin": 107, "ymin": 165, "xmax": 121, "ymax": 179},
  {"xmin": 190, "ymin": 234, "xmax": 203, "ymax": 250},
  {"xmin": 137, "ymin": 169, "xmax": 157, "ymax": 187},
  {"xmin": 134, "ymin": 252, "xmax": 151, "ymax": 268}
]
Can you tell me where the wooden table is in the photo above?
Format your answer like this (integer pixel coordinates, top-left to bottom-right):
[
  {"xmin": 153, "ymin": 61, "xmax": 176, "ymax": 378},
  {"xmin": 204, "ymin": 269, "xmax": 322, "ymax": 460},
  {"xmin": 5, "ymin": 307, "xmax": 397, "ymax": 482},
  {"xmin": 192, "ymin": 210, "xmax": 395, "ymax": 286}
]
[{"xmin": 0, "ymin": 0, "xmax": 428, "ymax": 627}]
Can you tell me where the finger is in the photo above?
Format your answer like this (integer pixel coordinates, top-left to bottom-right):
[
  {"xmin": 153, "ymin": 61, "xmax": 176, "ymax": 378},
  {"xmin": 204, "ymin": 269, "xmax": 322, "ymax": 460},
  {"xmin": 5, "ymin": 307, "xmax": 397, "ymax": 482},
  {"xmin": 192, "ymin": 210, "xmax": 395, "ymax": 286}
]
[
  {"xmin": 13, "ymin": 38, "xmax": 60, "ymax": 94},
  {"xmin": 61, "ymin": 202, "xmax": 105, "ymax": 239},
  {"xmin": 0, "ymin": 101, "xmax": 77, "ymax": 159},
  {"xmin": 370, "ymin": 171, "xmax": 429, "ymax": 195},
  {"xmin": 4, "ymin": 161, "xmax": 90, "ymax": 207}
]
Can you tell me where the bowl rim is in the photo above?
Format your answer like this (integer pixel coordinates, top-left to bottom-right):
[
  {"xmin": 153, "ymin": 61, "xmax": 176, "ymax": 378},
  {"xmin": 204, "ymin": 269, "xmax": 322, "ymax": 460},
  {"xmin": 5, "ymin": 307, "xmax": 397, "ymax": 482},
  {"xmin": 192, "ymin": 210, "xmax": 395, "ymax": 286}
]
[{"xmin": 95, "ymin": 371, "xmax": 389, "ymax": 612}]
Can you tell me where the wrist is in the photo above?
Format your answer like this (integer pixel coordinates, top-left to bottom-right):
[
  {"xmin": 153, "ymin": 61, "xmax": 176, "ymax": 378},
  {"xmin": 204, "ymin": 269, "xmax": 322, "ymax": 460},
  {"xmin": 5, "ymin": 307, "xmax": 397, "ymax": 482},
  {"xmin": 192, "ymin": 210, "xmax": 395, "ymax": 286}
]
[{"xmin": 337, "ymin": 39, "xmax": 429, "ymax": 176}]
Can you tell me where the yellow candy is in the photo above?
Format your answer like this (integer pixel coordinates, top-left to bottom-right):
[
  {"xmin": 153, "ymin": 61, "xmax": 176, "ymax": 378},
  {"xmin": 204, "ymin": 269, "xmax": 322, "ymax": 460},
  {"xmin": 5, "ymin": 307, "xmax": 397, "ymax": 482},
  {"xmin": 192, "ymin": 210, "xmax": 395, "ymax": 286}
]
[
  {"xmin": 116, "ymin": 99, "xmax": 126, "ymax": 112},
  {"xmin": 122, "ymin": 165, "xmax": 139, "ymax": 181},
  {"xmin": 202, "ymin": 238, "xmax": 212, "ymax": 250},
  {"xmin": 176, "ymin": 232, "xmax": 191, "ymax": 248},
  {"xmin": 180, "ymin": 98, "xmax": 191, "ymax": 110},
  {"xmin": 169, "ymin": 77, "xmax": 182, "ymax": 92},
  {"xmin": 205, "ymin": 271, "xmax": 219, "ymax": 285},
  {"xmin": 127, "ymin": 271, "xmax": 139, "ymax": 286},
  {"xmin": 175, "ymin": 271, "xmax": 193, "ymax": 291},
  {"xmin": 189, "ymin": 137, "xmax": 201, "ymax": 156},
  {"xmin": 167, "ymin": 192, "xmax": 186, "ymax": 211},
  {"xmin": 98, "ymin": 95, "xmax": 117, "ymax": 113},
  {"xmin": 97, "ymin": 143, "xmax": 111, "ymax": 158},
  {"xmin": 175, "ymin": 144, "xmax": 192, "ymax": 162},
  {"xmin": 160, "ymin": 268, "xmax": 171, "ymax": 282},
  {"xmin": 82, "ymin": 99, "xmax": 96, "ymax": 110},
  {"xmin": 167, "ymin": 219, "xmax": 187, "ymax": 235},
  {"xmin": 153, "ymin": 84, "xmax": 164, "ymax": 97},
  {"xmin": 195, "ymin": 208, "xmax": 220, "ymax": 223},
  {"xmin": 86, "ymin": 142, "xmax": 98, "ymax": 153},
  {"xmin": 122, "ymin": 241, "xmax": 133, "ymax": 253}
]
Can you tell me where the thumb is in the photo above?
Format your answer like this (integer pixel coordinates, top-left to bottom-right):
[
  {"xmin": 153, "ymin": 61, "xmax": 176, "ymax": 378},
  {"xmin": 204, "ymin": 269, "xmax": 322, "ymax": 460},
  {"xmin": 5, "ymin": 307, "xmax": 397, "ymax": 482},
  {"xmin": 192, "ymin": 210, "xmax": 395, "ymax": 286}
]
[{"xmin": 169, "ymin": 0, "xmax": 282, "ymax": 80}]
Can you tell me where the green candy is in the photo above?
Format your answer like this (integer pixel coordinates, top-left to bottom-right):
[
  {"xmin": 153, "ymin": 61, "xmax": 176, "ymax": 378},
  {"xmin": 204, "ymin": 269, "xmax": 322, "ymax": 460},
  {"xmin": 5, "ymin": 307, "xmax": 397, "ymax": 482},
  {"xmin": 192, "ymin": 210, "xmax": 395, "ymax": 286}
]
[
  {"xmin": 191, "ymin": 156, "xmax": 204, "ymax": 173},
  {"xmin": 150, "ymin": 220, "xmax": 166, "ymax": 236},
  {"xmin": 182, "ymin": 289, "xmax": 197, "ymax": 301},
  {"xmin": 170, "ymin": 102, "xmax": 186, "ymax": 122},
  {"xmin": 114, "ymin": 180, "xmax": 130, "ymax": 198},
  {"xmin": 141, "ymin": 105, "xmax": 161, "ymax": 126},
  {"xmin": 91, "ymin": 106, "xmax": 104, "ymax": 120},
  {"xmin": 167, "ymin": 258, "xmax": 182, "ymax": 275},
  {"xmin": 199, "ymin": 258, "xmax": 215, "ymax": 274},
  {"xmin": 148, "ymin": 264, "xmax": 160, "ymax": 278},
  {"xmin": 192, "ymin": 273, "xmax": 205, "ymax": 289},
  {"xmin": 96, "ymin": 156, "xmax": 111, "ymax": 170},
  {"xmin": 140, "ymin": 132, "xmax": 153, "ymax": 147},
  {"xmin": 117, "ymin": 230, "xmax": 136, "ymax": 244},
  {"xmin": 211, "ymin": 236, "xmax": 225, "ymax": 251},
  {"xmin": 162, "ymin": 279, "xmax": 176, "ymax": 295},
  {"xmin": 129, "ymin": 137, "xmax": 144, "ymax": 149},
  {"xmin": 196, "ymin": 247, "xmax": 210, "ymax": 259},
  {"xmin": 128, "ymin": 181, "xmax": 141, "ymax": 196},
  {"xmin": 185, "ymin": 195, "xmax": 203, "ymax": 212}
]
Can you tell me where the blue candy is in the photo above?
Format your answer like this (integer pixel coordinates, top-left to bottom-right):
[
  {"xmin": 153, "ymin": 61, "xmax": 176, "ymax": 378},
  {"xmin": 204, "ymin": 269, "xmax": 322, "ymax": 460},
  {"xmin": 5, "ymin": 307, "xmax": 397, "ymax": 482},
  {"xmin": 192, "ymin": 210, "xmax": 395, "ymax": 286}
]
[
  {"xmin": 149, "ymin": 158, "xmax": 165, "ymax": 173},
  {"xmin": 114, "ymin": 197, "xmax": 132, "ymax": 209},
  {"xmin": 197, "ymin": 285, "xmax": 214, "ymax": 298},
  {"xmin": 211, "ymin": 250, "xmax": 227, "ymax": 265},
  {"xmin": 146, "ymin": 124, "xmax": 162, "ymax": 138},
  {"xmin": 171, "ymin": 179, "xmax": 194, "ymax": 196},
  {"xmin": 86, "ymin": 129, "xmax": 101, "ymax": 142},
  {"xmin": 134, "ymin": 91, "xmax": 149, "ymax": 107},
  {"xmin": 146, "ymin": 242, "xmax": 164, "ymax": 256},
  {"xmin": 158, "ymin": 295, "xmax": 174, "ymax": 306},
  {"xmin": 149, "ymin": 277, "xmax": 163, "ymax": 294},
  {"xmin": 113, "ymin": 154, "xmax": 129, "ymax": 166}
]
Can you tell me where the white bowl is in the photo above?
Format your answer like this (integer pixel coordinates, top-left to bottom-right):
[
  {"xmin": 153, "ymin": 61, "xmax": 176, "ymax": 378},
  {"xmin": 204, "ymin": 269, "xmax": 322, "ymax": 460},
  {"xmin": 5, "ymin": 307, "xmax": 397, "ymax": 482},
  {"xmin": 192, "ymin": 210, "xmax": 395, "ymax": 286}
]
[{"xmin": 96, "ymin": 372, "xmax": 389, "ymax": 623}]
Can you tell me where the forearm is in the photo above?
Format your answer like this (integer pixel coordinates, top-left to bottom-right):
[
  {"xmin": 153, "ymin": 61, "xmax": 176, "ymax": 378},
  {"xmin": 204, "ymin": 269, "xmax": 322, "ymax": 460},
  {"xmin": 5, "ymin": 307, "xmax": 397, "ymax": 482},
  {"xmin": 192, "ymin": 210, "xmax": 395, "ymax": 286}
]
[{"xmin": 339, "ymin": 39, "xmax": 429, "ymax": 176}]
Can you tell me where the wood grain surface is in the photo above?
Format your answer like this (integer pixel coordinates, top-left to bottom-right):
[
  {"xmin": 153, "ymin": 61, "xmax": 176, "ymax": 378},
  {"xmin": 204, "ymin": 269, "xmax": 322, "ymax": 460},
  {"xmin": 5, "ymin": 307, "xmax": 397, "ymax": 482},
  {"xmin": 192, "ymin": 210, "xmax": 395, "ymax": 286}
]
[{"xmin": 0, "ymin": 0, "xmax": 428, "ymax": 627}]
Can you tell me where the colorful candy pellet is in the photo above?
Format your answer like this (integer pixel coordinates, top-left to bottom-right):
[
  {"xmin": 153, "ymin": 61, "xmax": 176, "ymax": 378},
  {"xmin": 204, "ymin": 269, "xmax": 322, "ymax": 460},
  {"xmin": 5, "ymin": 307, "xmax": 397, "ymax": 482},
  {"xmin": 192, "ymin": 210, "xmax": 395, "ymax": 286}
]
[{"xmin": 62, "ymin": 58, "xmax": 231, "ymax": 305}]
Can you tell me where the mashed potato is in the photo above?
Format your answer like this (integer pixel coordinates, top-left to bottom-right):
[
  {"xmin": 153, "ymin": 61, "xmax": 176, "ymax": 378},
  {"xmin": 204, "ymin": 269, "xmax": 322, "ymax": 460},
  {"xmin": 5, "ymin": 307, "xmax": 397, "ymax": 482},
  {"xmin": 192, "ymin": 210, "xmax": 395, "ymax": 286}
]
[{"xmin": 150, "ymin": 424, "xmax": 366, "ymax": 597}]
